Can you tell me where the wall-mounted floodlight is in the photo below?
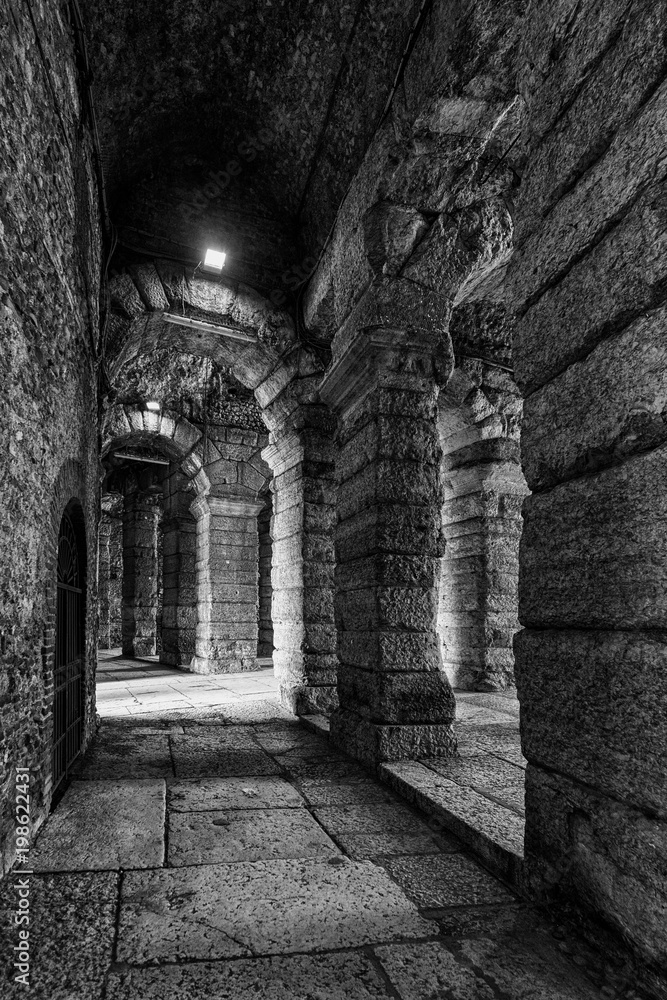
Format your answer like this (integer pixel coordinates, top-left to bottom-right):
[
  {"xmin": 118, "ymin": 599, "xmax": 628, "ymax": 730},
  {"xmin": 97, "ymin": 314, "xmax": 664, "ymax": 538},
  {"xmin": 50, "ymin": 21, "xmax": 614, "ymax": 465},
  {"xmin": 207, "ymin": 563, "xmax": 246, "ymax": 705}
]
[
  {"xmin": 203, "ymin": 249, "xmax": 226, "ymax": 274},
  {"xmin": 145, "ymin": 401, "xmax": 161, "ymax": 412}
]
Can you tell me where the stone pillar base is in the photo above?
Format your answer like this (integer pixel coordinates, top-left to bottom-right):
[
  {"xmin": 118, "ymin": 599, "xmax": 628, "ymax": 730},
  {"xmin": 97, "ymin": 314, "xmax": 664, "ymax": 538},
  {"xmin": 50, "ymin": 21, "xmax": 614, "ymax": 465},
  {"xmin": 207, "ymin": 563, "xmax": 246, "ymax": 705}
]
[
  {"xmin": 122, "ymin": 637, "xmax": 156, "ymax": 659},
  {"xmin": 190, "ymin": 654, "xmax": 260, "ymax": 675},
  {"xmin": 280, "ymin": 683, "xmax": 338, "ymax": 716},
  {"xmin": 330, "ymin": 710, "xmax": 457, "ymax": 768}
]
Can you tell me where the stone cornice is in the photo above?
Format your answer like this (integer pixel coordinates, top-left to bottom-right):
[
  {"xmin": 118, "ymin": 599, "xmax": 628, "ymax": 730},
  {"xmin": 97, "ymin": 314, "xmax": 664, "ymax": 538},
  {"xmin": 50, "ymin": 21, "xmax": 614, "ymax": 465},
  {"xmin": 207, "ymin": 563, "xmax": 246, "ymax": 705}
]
[
  {"xmin": 208, "ymin": 497, "xmax": 265, "ymax": 517},
  {"xmin": 319, "ymin": 328, "xmax": 439, "ymax": 418}
]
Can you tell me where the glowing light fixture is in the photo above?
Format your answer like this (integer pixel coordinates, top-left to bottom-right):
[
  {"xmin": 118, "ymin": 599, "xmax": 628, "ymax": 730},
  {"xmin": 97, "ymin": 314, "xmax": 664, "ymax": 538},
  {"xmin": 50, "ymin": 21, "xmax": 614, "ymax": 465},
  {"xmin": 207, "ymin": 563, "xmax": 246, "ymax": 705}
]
[
  {"xmin": 145, "ymin": 401, "xmax": 161, "ymax": 412},
  {"xmin": 203, "ymin": 248, "xmax": 226, "ymax": 273}
]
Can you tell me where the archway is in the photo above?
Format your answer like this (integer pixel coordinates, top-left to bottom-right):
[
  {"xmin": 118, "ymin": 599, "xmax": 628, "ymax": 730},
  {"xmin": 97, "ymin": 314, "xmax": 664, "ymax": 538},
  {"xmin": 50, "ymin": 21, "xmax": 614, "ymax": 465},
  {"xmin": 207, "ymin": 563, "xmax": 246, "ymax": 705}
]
[{"xmin": 102, "ymin": 265, "xmax": 338, "ymax": 713}]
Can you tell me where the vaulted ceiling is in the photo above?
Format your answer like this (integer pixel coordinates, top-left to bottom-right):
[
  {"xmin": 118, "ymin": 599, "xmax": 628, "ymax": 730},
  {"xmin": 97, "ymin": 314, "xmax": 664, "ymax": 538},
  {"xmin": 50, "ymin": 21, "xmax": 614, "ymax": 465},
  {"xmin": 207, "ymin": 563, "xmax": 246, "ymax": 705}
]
[{"xmin": 81, "ymin": 0, "xmax": 422, "ymax": 296}]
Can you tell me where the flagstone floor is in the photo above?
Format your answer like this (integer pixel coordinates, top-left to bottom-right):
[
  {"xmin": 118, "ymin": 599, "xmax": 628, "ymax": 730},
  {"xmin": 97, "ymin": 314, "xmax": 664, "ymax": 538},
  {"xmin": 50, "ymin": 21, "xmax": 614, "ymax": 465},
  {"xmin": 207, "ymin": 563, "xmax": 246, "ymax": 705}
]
[{"xmin": 0, "ymin": 652, "xmax": 634, "ymax": 999}]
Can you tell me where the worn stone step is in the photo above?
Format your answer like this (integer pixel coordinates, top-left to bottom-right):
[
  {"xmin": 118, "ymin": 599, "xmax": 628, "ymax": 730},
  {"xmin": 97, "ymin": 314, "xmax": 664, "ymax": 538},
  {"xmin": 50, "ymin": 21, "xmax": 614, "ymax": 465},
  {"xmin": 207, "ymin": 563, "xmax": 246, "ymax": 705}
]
[{"xmin": 377, "ymin": 760, "xmax": 525, "ymax": 890}]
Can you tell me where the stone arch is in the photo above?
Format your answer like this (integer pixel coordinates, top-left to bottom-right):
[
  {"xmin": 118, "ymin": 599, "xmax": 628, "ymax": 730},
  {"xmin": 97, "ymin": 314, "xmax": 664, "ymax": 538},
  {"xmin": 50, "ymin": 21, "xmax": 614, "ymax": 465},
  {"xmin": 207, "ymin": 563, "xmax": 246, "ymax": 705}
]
[
  {"xmin": 102, "ymin": 403, "xmax": 211, "ymax": 498},
  {"xmin": 104, "ymin": 262, "xmax": 328, "ymax": 437},
  {"xmin": 102, "ymin": 264, "xmax": 336, "ymax": 708}
]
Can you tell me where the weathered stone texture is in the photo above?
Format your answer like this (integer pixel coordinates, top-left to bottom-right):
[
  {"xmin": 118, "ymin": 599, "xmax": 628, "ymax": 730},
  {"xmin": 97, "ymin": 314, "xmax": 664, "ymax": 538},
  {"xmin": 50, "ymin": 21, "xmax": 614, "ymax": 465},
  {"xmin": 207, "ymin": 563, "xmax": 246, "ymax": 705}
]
[
  {"xmin": 437, "ymin": 361, "xmax": 527, "ymax": 691},
  {"xmin": 263, "ymin": 419, "xmax": 337, "ymax": 714},
  {"xmin": 0, "ymin": 1, "xmax": 101, "ymax": 869},
  {"xmin": 322, "ymin": 333, "xmax": 457, "ymax": 766},
  {"xmin": 522, "ymin": 302, "xmax": 667, "ymax": 490},
  {"xmin": 515, "ymin": 628, "xmax": 667, "ymax": 816},
  {"xmin": 524, "ymin": 765, "xmax": 667, "ymax": 980},
  {"xmin": 122, "ymin": 491, "xmax": 162, "ymax": 658},
  {"xmin": 98, "ymin": 511, "xmax": 123, "ymax": 649},
  {"xmin": 520, "ymin": 446, "xmax": 667, "ymax": 630},
  {"xmin": 507, "ymin": 0, "xmax": 667, "ymax": 986}
]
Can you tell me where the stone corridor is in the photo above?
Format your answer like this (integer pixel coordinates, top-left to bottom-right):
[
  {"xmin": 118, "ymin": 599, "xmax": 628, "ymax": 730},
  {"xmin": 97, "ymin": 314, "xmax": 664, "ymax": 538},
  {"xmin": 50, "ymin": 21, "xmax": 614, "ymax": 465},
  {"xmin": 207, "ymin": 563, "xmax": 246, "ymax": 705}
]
[{"xmin": 0, "ymin": 655, "xmax": 636, "ymax": 999}]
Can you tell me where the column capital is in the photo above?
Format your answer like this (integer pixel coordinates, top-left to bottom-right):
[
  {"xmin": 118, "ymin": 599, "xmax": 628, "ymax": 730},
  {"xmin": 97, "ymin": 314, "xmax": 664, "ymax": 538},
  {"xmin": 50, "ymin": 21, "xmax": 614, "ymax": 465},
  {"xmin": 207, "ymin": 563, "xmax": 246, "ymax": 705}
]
[
  {"xmin": 320, "ymin": 328, "xmax": 444, "ymax": 419},
  {"xmin": 262, "ymin": 432, "xmax": 304, "ymax": 478}
]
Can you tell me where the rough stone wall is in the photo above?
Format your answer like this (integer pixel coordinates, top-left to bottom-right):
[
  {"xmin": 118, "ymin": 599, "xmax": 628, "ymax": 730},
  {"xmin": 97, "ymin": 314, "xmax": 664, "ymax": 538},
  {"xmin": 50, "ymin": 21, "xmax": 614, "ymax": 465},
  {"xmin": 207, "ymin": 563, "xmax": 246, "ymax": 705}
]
[
  {"xmin": 160, "ymin": 468, "xmax": 197, "ymax": 669},
  {"xmin": 0, "ymin": 1, "xmax": 101, "ymax": 871},
  {"xmin": 185, "ymin": 426, "xmax": 271, "ymax": 674},
  {"xmin": 121, "ymin": 491, "xmax": 162, "ymax": 658},
  {"xmin": 98, "ymin": 508, "xmax": 123, "ymax": 649},
  {"xmin": 508, "ymin": 0, "xmax": 667, "ymax": 989},
  {"xmin": 257, "ymin": 496, "xmax": 274, "ymax": 657},
  {"xmin": 262, "ymin": 416, "xmax": 338, "ymax": 715},
  {"xmin": 437, "ymin": 356, "xmax": 527, "ymax": 691}
]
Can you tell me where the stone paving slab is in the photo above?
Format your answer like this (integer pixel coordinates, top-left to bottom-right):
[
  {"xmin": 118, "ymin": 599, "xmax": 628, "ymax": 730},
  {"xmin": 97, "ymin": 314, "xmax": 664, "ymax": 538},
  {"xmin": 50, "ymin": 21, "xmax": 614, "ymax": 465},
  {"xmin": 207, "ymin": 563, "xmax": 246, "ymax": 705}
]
[
  {"xmin": 253, "ymin": 729, "xmax": 329, "ymax": 754},
  {"xmin": 298, "ymin": 777, "xmax": 398, "ymax": 807},
  {"xmin": 425, "ymin": 755, "xmax": 526, "ymax": 816},
  {"xmin": 218, "ymin": 700, "xmax": 296, "ymax": 725},
  {"xmin": 278, "ymin": 752, "xmax": 367, "ymax": 781},
  {"xmin": 454, "ymin": 723, "xmax": 527, "ymax": 769},
  {"xmin": 455, "ymin": 704, "xmax": 519, "ymax": 726},
  {"xmin": 378, "ymin": 853, "xmax": 516, "ymax": 908},
  {"xmin": 374, "ymin": 938, "xmax": 600, "ymax": 1000},
  {"xmin": 455, "ymin": 692, "xmax": 520, "ymax": 717},
  {"xmin": 31, "ymin": 780, "xmax": 165, "ymax": 871},
  {"xmin": 313, "ymin": 802, "xmax": 453, "ymax": 859},
  {"xmin": 0, "ymin": 871, "xmax": 118, "ymax": 1000},
  {"xmin": 175, "ymin": 725, "xmax": 259, "ymax": 747},
  {"xmin": 106, "ymin": 951, "xmax": 394, "ymax": 999},
  {"xmin": 458, "ymin": 936, "xmax": 602, "ymax": 999},
  {"xmin": 168, "ymin": 807, "xmax": 340, "ymax": 865},
  {"xmin": 75, "ymin": 734, "xmax": 174, "ymax": 779},
  {"xmin": 117, "ymin": 858, "xmax": 438, "ymax": 964},
  {"xmin": 125, "ymin": 700, "xmax": 200, "ymax": 715},
  {"xmin": 169, "ymin": 775, "xmax": 305, "ymax": 811},
  {"xmin": 428, "ymin": 902, "xmax": 528, "ymax": 938},
  {"xmin": 170, "ymin": 738, "xmax": 282, "ymax": 778}
]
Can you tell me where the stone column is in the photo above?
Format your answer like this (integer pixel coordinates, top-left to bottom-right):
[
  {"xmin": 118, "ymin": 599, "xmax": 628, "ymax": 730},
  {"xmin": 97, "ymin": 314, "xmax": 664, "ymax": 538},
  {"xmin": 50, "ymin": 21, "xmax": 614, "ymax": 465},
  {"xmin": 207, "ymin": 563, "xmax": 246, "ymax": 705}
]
[
  {"xmin": 191, "ymin": 496, "xmax": 264, "ymax": 673},
  {"xmin": 321, "ymin": 328, "xmax": 457, "ymax": 766},
  {"xmin": 160, "ymin": 512, "xmax": 197, "ymax": 668},
  {"xmin": 437, "ymin": 362, "xmax": 528, "ymax": 691},
  {"xmin": 121, "ymin": 490, "xmax": 161, "ymax": 658},
  {"xmin": 262, "ymin": 420, "xmax": 337, "ymax": 714},
  {"xmin": 98, "ymin": 516, "xmax": 113, "ymax": 649},
  {"xmin": 257, "ymin": 495, "xmax": 274, "ymax": 657}
]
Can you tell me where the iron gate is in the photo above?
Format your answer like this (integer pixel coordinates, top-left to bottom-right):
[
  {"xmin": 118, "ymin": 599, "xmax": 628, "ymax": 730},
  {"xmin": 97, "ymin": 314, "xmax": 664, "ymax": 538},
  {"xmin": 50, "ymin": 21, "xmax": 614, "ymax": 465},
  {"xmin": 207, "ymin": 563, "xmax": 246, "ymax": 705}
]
[{"xmin": 53, "ymin": 509, "xmax": 84, "ymax": 791}]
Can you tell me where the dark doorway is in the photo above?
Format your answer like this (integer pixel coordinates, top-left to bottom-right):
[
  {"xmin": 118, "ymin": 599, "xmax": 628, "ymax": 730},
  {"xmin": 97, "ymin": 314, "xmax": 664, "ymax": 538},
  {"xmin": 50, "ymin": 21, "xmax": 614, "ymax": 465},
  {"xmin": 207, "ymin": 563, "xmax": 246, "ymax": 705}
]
[{"xmin": 53, "ymin": 505, "xmax": 86, "ymax": 792}]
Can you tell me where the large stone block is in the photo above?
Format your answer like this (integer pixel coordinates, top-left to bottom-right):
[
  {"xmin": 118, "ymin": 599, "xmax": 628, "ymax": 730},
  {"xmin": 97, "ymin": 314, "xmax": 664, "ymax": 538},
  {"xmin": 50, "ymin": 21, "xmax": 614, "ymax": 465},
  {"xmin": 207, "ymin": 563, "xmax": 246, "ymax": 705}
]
[
  {"xmin": 336, "ymin": 554, "xmax": 440, "ymax": 592},
  {"xmin": 339, "ymin": 631, "xmax": 445, "ymax": 673},
  {"xmin": 207, "ymin": 605, "xmax": 258, "ymax": 625},
  {"xmin": 272, "ymin": 560, "xmax": 334, "ymax": 590},
  {"xmin": 330, "ymin": 711, "xmax": 457, "ymax": 766},
  {"xmin": 522, "ymin": 302, "xmax": 667, "ymax": 490},
  {"xmin": 210, "ymin": 584, "xmax": 258, "ymax": 603},
  {"xmin": 510, "ymin": 78, "xmax": 667, "ymax": 312},
  {"xmin": 335, "ymin": 587, "xmax": 437, "ymax": 632},
  {"xmin": 338, "ymin": 462, "xmax": 439, "ymax": 522},
  {"xmin": 524, "ymin": 765, "xmax": 667, "ymax": 974},
  {"xmin": 520, "ymin": 445, "xmax": 667, "ymax": 628},
  {"xmin": 338, "ymin": 666, "xmax": 456, "ymax": 724},
  {"xmin": 336, "ymin": 504, "xmax": 443, "ymax": 562},
  {"xmin": 517, "ymin": 0, "xmax": 667, "ymax": 237},
  {"xmin": 515, "ymin": 185, "xmax": 667, "ymax": 395},
  {"xmin": 515, "ymin": 628, "xmax": 667, "ymax": 815}
]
